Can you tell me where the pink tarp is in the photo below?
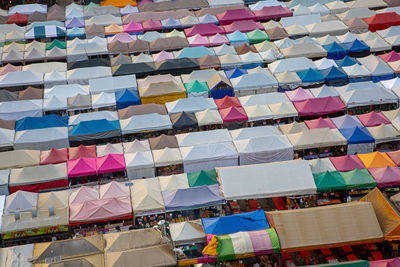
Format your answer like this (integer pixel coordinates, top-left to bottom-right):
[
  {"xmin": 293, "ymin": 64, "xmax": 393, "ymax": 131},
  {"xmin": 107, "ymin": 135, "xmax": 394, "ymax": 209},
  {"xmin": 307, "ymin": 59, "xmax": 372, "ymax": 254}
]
[
  {"xmin": 223, "ymin": 20, "xmax": 264, "ymax": 33},
  {"xmin": 69, "ymin": 181, "xmax": 132, "ymax": 224},
  {"xmin": 293, "ymin": 97, "xmax": 346, "ymax": 116},
  {"xmin": 253, "ymin": 6, "xmax": 293, "ymax": 20},
  {"xmin": 123, "ymin": 21, "xmax": 143, "ymax": 33},
  {"xmin": 369, "ymin": 258, "xmax": 400, "ymax": 267},
  {"xmin": 142, "ymin": 19, "xmax": 162, "ymax": 31},
  {"xmin": 152, "ymin": 50, "xmax": 174, "ymax": 62},
  {"xmin": 285, "ymin": 88, "xmax": 314, "ymax": 102},
  {"xmin": 378, "ymin": 51, "xmax": 400, "ymax": 62},
  {"xmin": 184, "ymin": 23, "xmax": 225, "ymax": 37},
  {"xmin": 356, "ymin": 111, "xmax": 391, "ymax": 127},
  {"xmin": 219, "ymin": 106, "xmax": 248, "ymax": 123},
  {"xmin": 368, "ymin": 167, "xmax": 400, "ymax": 187},
  {"xmin": 188, "ymin": 34, "xmax": 210, "ymax": 47},
  {"xmin": 96, "ymin": 153, "xmax": 126, "ymax": 174},
  {"xmin": 304, "ymin": 117, "xmax": 337, "ymax": 130},
  {"xmin": 216, "ymin": 9, "xmax": 255, "ymax": 25},
  {"xmin": 107, "ymin": 33, "xmax": 136, "ymax": 43},
  {"xmin": 208, "ymin": 33, "xmax": 229, "ymax": 46},
  {"xmin": 329, "ymin": 155, "xmax": 365, "ymax": 172},
  {"xmin": 67, "ymin": 157, "xmax": 97, "ymax": 177}
]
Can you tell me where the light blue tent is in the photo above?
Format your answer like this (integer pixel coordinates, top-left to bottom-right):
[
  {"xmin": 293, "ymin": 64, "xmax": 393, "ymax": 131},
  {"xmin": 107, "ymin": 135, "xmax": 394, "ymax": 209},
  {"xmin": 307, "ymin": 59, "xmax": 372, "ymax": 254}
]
[
  {"xmin": 227, "ymin": 30, "xmax": 249, "ymax": 46},
  {"xmin": 175, "ymin": 46, "xmax": 214, "ymax": 59}
]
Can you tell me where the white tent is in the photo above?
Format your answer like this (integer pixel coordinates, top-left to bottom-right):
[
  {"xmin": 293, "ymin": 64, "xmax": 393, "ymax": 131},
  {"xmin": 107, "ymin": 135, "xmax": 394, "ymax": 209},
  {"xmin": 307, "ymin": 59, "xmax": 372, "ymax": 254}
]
[
  {"xmin": 357, "ymin": 55, "xmax": 394, "ymax": 79},
  {"xmin": 230, "ymin": 125, "xmax": 281, "ymax": 140},
  {"xmin": 306, "ymin": 21, "xmax": 348, "ymax": 37},
  {"xmin": 0, "ymin": 170, "xmax": 9, "ymax": 195},
  {"xmin": 342, "ymin": 64, "xmax": 372, "ymax": 80},
  {"xmin": 158, "ymin": 173, "xmax": 189, "ymax": 191},
  {"xmin": 97, "ymin": 143, "xmax": 124, "ymax": 157},
  {"xmin": 234, "ymin": 135, "xmax": 294, "ymax": 165},
  {"xmin": 195, "ymin": 109, "xmax": 223, "ymax": 127},
  {"xmin": 45, "ymin": 84, "xmax": 89, "ymax": 99},
  {"xmin": 91, "ymin": 92, "xmax": 117, "ymax": 109},
  {"xmin": 67, "ymin": 66, "xmax": 112, "ymax": 85},
  {"xmin": 14, "ymin": 127, "xmax": 69, "ymax": 150},
  {"xmin": 231, "ymin": 72, "xmax": 278, "ymax": 95},
  {"xmin": 125, "ymin": 151, "xmax": 155, "ymax": 179},
  {"xmin": 0, "ymin": 71, "xmax": 43, "ymax": 88},
  {"xmin": 0, "ymin": 128, "xmax": 14, "ymax": 149},
  {"xmin": 0, "ymin": 99, "xmax": 42, "ymax": 120},
  {"xmin": 44, "ymin": 71, "xmax": 67, "ymax": 88},
  {"xmin": 339, "ymin": 87, "xmax": 397, "ymax": 108},
  {"xmin": 308, "ymin": 157, "xmax": 336, "ymax": 174},
  {"xmin": 268, "ymin": 57, "xmax": 316, "ymax": 73},
  {"xmin": 269, "ymin": 102, "xmax": 298, "ymax": 119},
  {"xmin": 281, "ymin": 14, "xmax": 321, "ymax": 27},
  {"xmin": 244, "ymin": 104, "xmax": 273, "ymax": 121},
  {"xmin": 9, "ymin": 3, "xmax": 46, "ymax": 15},
  {"xmin": 287, "ymin": 128, "xmax": 347, "ymax": 150},
  {"xmin": 165, "ymin": 98, "xmax": 217, "ymax": 114},
  {"xmin": 239, "ymin": 92, "xmax": 290, "ymax": 107},
  {"xmin": 176, "ymin": 129, "xmax": 232, "ymax": 147},
  {"xmin": 180, "ymin": 142, "xmax": 238, "ymax": 173},
  {"xmin": 43, "ymin": 96, "xmax": 67, "ymax": 112},
  {"xmin": 123, "ymin": 139, "xmax": 151, "ymax": 154},
  {"xmin": 170, "ymin": 220, "xmax": 206, "ymax": 245},
  {"xmin": 69, "ymin": 110, "xmax": 118, "ymax": 125},
  {"xmin": 89, "ymin": 75, "xmax": 137, "ymax": 94},
  {"xmin": 120, "ymin": 113, "xmax": 172, "ymax": 134},
  {"xmin": 217, "ymin": 160, "xmax": 317, "ymax": 200},
  {"xmin": 336, "ymin": 8, "xmax": 375, "ymax": 21},
  {"xmin": 130, "ymin": 178, "xmax": 165, "ymax": 215},
  {"xmin": 310, "ymin": 85, "xmax": 339, "ymax": 98}
]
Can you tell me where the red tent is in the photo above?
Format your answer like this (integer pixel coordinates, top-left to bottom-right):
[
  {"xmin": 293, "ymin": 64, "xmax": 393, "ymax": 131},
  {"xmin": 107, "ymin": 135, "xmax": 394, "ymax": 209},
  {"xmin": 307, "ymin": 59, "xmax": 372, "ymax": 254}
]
[
  {"xmin": 304, "ymin": 117, "xmax": 337, "ymax": 130},
  {"xmin": 40, "ymin": 148, "xmax": 68, "ymax": 165},
  {"xmin": 293, "ymin": 96, "xmax": 346, "ymax": 116},
  {"xmin": 68, "ymin": 144, "xmax": 97, "ymax": 160},
  {"xmin": 219, "ymin": 106, "xmax": 248, "ymax": 123},
  {"xmin": 141, "ymin": 19, "xmax": 162, "ymax": 31},
  {"xmin": 363, "ymin": 12, "xmax": 400, "ymax": 32},
  {"xmin": 378, "ymin": 51, "xmax": 400, "ymax": 62},
  {"xmin": 329, "ymin": 155, "xmax": 365, "ymax": 172},
  {"xmin": 184, "ymin": 23, "xmax": 225, "ymax": 37},
  {"xmin": 8, "ymin": 12, "xmax": 28, "ymax": 24},
  {"xmin": 214, "ymin": 95, "xmax": 242, "ymax": 109},
  {"xmin": 356, "ymin": 111, "xmax": 391, "ymax": 127},
  {"xmin": 216, "ymin": 9, "xmax": 255, "ymax": 25},
  {"xmin": 223, "ymin": 20, "xmax": 264, "ymax": 33},
  {"xmin": 253, "ymin": 6, "xmax": 293, "ymax": 20}
]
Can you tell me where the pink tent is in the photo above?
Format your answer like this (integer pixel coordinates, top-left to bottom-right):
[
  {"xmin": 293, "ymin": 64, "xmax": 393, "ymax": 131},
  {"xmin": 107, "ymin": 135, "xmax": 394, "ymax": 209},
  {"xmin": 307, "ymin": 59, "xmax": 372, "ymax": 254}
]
[
  {"xmin": 69, "ymin": 186, "xmax": 98, "ymax": 205},
  {"xmin": 356, "ymin": 111, "xmax": 391, "ymax": 127},
  {"xmin": 99, "ymin": 180, "xmax": 130, "ymax": 199},
  {"xmin": 40, "ymin": 148, "xmax": 68, "ymax": 165},
  {"xmin": 188, "ymin": 34, "xmax": 210, "ymax": 47},
  {"xmin": 214, "ymin": 95, "xmax": 242, "ymax": 109},
  {"xmin": 386, "ymin": 150, "xmax": 400, "ymax": 166},
  {"xmin": 223, "ymin": 20, "xmax": 264, "ymax": 33},
  {"xmin": 216, "ymin": 9, "xmax": 255, "ymax": 25},
  {"xmin": 378, "ymin": 51, "xmax": 400, "ymax": 62},
  {"xmin": 208, "ymin": 33, "xmax": 229, "ymax": 46},
  {"xmin": 184, "ymin": 23, "xmax": 225, "ymax": 37},
  {"xmin": 67, "ymin": 157, "xmax": 97, "ymax": 177},
  {"xmin": 304, "ymin": 117, "xmax": 336, "ymax": 130},
  {"xmin": 253, "ymin": 6, "xmax": 293, "ymax": 20},
  {"xmin": 285, "ymin": 87, "xmax": 314, "ymax": 102},
  {"xmin": 219, "ymin": 106, "xmax": 248, "ymax": 123},
  {"xmin": 107, "ymin": 32, "xmax": 136, "ymax": 43},
  {"xmin": 293, "ymin": 97, "xmax": 346, "ymax": 116},
  {"xmin": 369, "ymin": 167, "xmax": 400, "ymax": 187},
  {"xmin": 68, "ymin": 144, "xmax": 97, "ymax": 160},
  {"xmin": 96, "ymin": 154, "xmax": 126, "ymax": 174},
  {"xmin": 123, "ymin": 21, "xmax": 143, "ymax": 33},
  {"xmin": 0, "ymin": 64, "xmax": 22, "ymax": 75},
  {"xmin": 329, "ymin": 155, "xmax": 365, "ymax": 172},
  {"xmin": 369, "ymin": 258, "xmax": 400, "ymax": 267},
  {"xmin": 152, "ymin": 50, "xmax": 174, "ymax": 62},
  {"xmin": 142, "ymin": 19, "xmax": 162, "ymax": 31}
]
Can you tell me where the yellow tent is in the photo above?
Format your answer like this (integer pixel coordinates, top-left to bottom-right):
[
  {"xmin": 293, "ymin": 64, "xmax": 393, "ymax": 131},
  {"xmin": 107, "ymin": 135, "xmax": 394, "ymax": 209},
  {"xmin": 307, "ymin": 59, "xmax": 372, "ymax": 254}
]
[
  {"xmin": 360, "ymin": 188, "xmax": 400, "ymax": 241},
  {"xmin": 357, "ymin": 151, "xmax": 396, "ymax": 168},
  {"xmin": 138, "ymin": 81, "xmax": 187, "ymax": 105},
  {"xmin": 101, "ymin": 0, "xmax": 137, "ymax": 7}
]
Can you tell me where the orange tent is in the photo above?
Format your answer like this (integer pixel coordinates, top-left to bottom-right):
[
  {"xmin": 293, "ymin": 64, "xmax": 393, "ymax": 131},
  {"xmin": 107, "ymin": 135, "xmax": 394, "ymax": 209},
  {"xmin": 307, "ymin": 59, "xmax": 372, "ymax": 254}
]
[
  {"xmin": 101, "ymin": 0, "xmax": 137, "ymax": 7},
  {"xmin": 105, "ymin": 24, "xmax": 124, "ymax": 36},
  {"xmin": 357, "ymin": 151, "xmax": 396, "ymax": 168},
  {"xmin": 360, "ymin": 188, "xmax": 400, "ymax": 240}
]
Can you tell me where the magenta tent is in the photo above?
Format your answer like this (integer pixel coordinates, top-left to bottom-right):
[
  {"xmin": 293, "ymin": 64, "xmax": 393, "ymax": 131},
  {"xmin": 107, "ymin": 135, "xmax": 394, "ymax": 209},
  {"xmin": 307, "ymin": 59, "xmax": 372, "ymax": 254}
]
[
  {"xmin": 304, "ymin": 117, "xmax": 337, "ymax": 130},
  {"xmin": 285, "ymin": 87, "xmax": 314, "ymax": 102},
  {"xmin": 107, "ymin": 32, "xmax": 136, "ymax": 43},
  {"xmin": 356, "ymin": 111, "xmax": 391, "ymax": 127},
  {"xmin": 378, "ymin": 51, "xmax": 400, "ymax": 62},
  {"xmin": 253, "ymin": 6, "xmax": 293, "ymax": 20},
  {"xmin": 184, "ymin": 23, "xmax": 225, "ymax": 37},
  {"xmin": 188, "ymin": 34, "xmax": 210, "ymax": 47},
  {"xmin": 142, "ymin": 19, "xmax": 162, "ymax": 31},
  {"xmin": 329, "ymin": 155, "xmax": 366, "ymax": 172},
  {"xmin": 69, "ymin": 181, "xmax": 132, "ymax": 225},
  {"xmin": 152, "ymin": 50, "xmax": 174, "ymax": 62},
  {"xmin": 219, "ymin": 106, "xmax": 248, "ymax": 123},
  {"xmin": 369, "ymin": 167, "xmax": 400, "ymax": 187},
  {"xmin": 96, "ymin": 154, "xmax": 126, "ymax": 174},
  {"xmin": 123, "ymin": 21, "xmax": 144, "ymax": 33},
  {"xmin": 208, "ymin": 33, "xmax": 229, "ymax": 46},
  {"xmin": 216, "ymin": 9, "xmax": 255, "ymax": 25},
  {"xmin": 67, "ymin": 157, "xmax": 97, "ymax": 177},
  {"xmin": 370, "ymin": 258, "xmax": 400, "ymax": 267},
  {"xmin": 293, "ymin": 97, "xmax": 346, "ymax": 116},
  {"xmin": 223, "ymin": 20, "xmax": 264, "ymax": 33}
]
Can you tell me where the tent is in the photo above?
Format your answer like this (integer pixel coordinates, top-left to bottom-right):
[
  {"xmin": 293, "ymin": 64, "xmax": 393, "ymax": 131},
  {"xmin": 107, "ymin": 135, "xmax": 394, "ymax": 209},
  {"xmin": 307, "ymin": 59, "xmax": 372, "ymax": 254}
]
[
  {"xmin": 367, "ymin": 124, "xmax": 400, "ymax": 144},
  {"xmin": 170, "ymin": 220, "xmax": 206, "ymax": 245},
  {"xmin": 0, "ymin": 150, "xmax": 40, "ymax": 169},
  {"xmin": 293, "ymin": 97, "xmax": 346, "ymax": 116},
  {"xmin": 363, "ymin": 13, "xmax": 400, "ymax": 32},
  {"xmin": 152, "ymin": 147, "xmax": 182, "ymax": 167},
  {"xmin": 125, "ymin": 151, "xmax": 155, "ymax": 179},
  {"xmin": 170, "ymin": 111, "xmax": 198, "ymax": 130},
  {"xmin": 187, "ymin": 169, "xmax": 218, "ymax": 187},
  {"xmin": 287, "ymin": 128, "xmax": 347, "ymax": 150},
  {"xmin": 176, "ymin": 129, "xmax": 232, "ymax": 147},
  {"xmin": 329, "ymin": 155, "xmax": 366, "ymax": 172},
  {"xmin": 357, "ymin": 151, "xmax": 396, "ymax": 168},
  {"xmin": 230, "ymin": 126, "xmax": 282, "ymax": 141},
  {"xmin": 40, "ymin": 148, "xmax": 68, "ymax": 165},
  {"xmin": 305, "ymin": 117, "xmax": 336, "ymax": 130},
  {"xmin": 69, "ymin": 119, "xmax": 121, "ymax": 142},
  {"xmin": 158, "ymin": 173, "xmax": 189, "ymax": 191},
  {"xmin": 120, "ymin": 113, "xmax": 172, "ymax": 134},
  {"xmin": 14, "ymin": 127, "xmax": 69, "ymax": 151},
  {"xmin": 67, "ymin": 157, "xmax": 97, "ymax": 177},
  {"xmin": 115, "ymin": 89, "xmax": 140, "ymax": 110},
  {"xmin": 96, "ymin": 154, "xmax": 126, "ymax": 174},
  {"xmin": 89, "ymin": 75, "xmax": 137, "ymax": 94},
  {"xmin": 166, "ymin": 98, "xmax": 216, "ymax": 114},
  {"xmin": 269, "ymin": 57, "xmax": 316, "ymax": 75},
  {"xmin": 386, "ymin": 150, "xmax": 400, "ymax": 166},
  {"xmin": 356, "ymin": 111, "xmax": 391, "ymax": 127},
  {"xmin": 339, "ymin": 168, "xmax": 377, "ymax": 189},
  {"xmin": 331, "ymin": 114, "xmax": 363, "ymax": 129},
  {"xmin": 130, "ymin": 177, "xmax": 164, "ymax": 215},
  {"xmin": 369, "ymin": 167, "xmax": 400, "ymax": 188},
  {"xmin": 231, "ymin": 71, "xmax": 278, "ymax": 95},
  {"xmin": 370, "ymin": 258, "xmax": 400, "ymax": 267},
  {"xmin": 15, "ymin": 114, "xmax": 68, "ymax": 131},
  {"xmin": 217, "ymin": 160, "xmax": 316, "ymax": 200},
  {"xmin": 313, "ymin": 171, "xmax": 347, "ymax": 192},
  {"xmin": 309, "ymin": 157, "xmax": 336, "ymax": 174},
  {"xmin": 68, "ymin": 144, "xmax": 97, "ymax": 160}
]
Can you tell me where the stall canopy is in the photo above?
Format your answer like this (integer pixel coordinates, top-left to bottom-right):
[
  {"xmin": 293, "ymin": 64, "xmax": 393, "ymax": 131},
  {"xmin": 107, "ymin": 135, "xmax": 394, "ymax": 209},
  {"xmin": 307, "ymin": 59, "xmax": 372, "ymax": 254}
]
[
  {"xmin": 369, "ymin": 167, "xmax": 400, "ymax": 188},
  {"xmin": 67, "ymin": 157, "xmax": 97, "ymax": 177},
  {"xmin": 40, "ymin": 148, "xmax": 68, "ymax": 165},
  {"xmin": 130, "ymin": 178, "xmax": 165, "ymax": 215},
  {"xmin": 338, "ymin": 127, "xmax": 375, "ymax": 144},
  {"xmin": 287, "ymin": 128, "xmax": 347, "ymax": 150},
  {"xmin": 187, "ymin": 169, "xmax": 218, "ymax": 187},
  {"xmin": 363, "ymin": 13, "xmax": 400, "ymax": 32},
  {"xmin": 69, "ymin": 119, "xmax": 121, "ymax": 142},
  {"xmin": 313, "ymin": 171, "xmax": 347, "ymax": 192},
  {"xmin": 170, "ymin": 220, "xmax": 206, "ymax": 245},
  {"xmin": 340, "ymin": 168, "xmax": 377, "ymax": 189},
  {"xmin": 96, "ymin": 154, "xmax": 126, "ymax": 174},
  {"xmin": 357, "ymin": 151, "xmax": 397, "ymax": 168},
  {"xmin": 293, "ymin": 97, "xmax": 345, "ymax": 116},
  {"xmin": 329, "ymin": 155, "xmax": 365, "ymax": 172}
]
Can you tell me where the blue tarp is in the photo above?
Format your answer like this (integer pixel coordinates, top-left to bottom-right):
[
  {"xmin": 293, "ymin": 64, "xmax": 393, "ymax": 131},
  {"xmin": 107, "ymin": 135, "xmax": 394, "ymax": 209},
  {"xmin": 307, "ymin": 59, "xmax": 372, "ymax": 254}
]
[
  {"xmin": 162, "ymin": 184, "xmax": 225, "ymax": 211},
  {"xmin": 16, "ymin": 114, "xmax": 69, "ymax": 131},
  {"xmin": 342, "ymin": 39, "xmax": 370, "ymax": 54},
  {"xmin": 297, "ymin": 68, "xmax": 324, "ymax": 83},
  {"xmin": 201, "ymin": 210, "xmax": 269, "ymax": 235},
  {"xmin": 225, "ymin": 67, "xmax": 247, "ymax": 79},
  {"xmin": 115, "ymin": 89, "xmax": 141, "ymax": 110},
  {"xmin": 338, "ymin": 126, "xmax": 374, "ymax": 144},
  {"xmin": 335, "ymin": 56, "xmax": 358, "ymax": 67},
  {"xmin": 69, "ymin": 119, "xmax": 120, "ymax": 136},
  {"xmin": 176, "ymin": 46, "xmax": 214, "ymax": 59},
  {"xmin": 320, "ymin": 66, "xmax": 348, "ymax": 81},
  {"xmin": 323, "ymin": 42, "xmax": 348, "ymax": 60}
]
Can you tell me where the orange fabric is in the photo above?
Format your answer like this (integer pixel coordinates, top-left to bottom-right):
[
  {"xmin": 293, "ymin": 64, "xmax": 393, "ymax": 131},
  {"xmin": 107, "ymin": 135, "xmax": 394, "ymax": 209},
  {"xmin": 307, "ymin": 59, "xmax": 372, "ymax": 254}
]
[
  {"xmin": 105, "ymin": 24, "xmax": 124, "ymax": 35},
  {"xmin": 101, "ymin": 0, "xmax": 137, "ymax": 7},
  {"xmin": 357, "ymin": 151, "xmax": 396, "ymax": 168},
  {"xmin": 202, "ymin": 235, "xmax": 218, "ymax": 256}
]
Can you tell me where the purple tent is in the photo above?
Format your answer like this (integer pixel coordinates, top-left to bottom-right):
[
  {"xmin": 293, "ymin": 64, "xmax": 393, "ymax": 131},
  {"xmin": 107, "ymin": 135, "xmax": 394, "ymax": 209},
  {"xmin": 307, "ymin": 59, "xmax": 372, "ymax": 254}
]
[
  {"xmin": 142, "ymin": 19, "xmax": 162, "ymax": 31},
  {"xmin": 162, "ymin": 184, "xmax": 225, "ymax": 211},
  {"xmin": 107, "ymin": 33, "xmax": 136, "ymax": 43},
  {"xmin": 66, "ymin": 17, "xmax": 84, "ymax": 29},
  {"xmin": 331, "ymin": 114, "xmax": 363, "ymax": 129}
]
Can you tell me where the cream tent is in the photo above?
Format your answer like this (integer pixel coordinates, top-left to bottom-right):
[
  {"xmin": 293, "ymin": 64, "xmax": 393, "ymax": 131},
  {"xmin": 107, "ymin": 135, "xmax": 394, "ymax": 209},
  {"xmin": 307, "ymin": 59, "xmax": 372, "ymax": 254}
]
[
  {"xmin": 67, "ymin": 67, "xmax": 112, "ymax": 85},
  {"xmin": 125, "ymin": 151, "xmax": 155, "ymax": 179},
  {"xmin": 306, "ymin": 21, "xmax": 348, "ymax": 37},
  {"xmin": 0, "ymin": 244, "xmax": 33, "ymax": 267},
  {"xmin": 239, "ymin": 92, "xmax": 290, "ymax": 107},
  {"xmin": 0, "ymin": 150, "xmax": 40, "ymax": 169},
  {"xmin": 119, "ymin": 113, "xmax": 172, "ymax": 134},
  {"xmin": 123, "ymin": 139, "xmax": 151, "ymax": 154},
  {"xmin": 97, "ymin": 143, "xmax": 124, "ymax": 157},
  {"xmin": 165, "ymin": 98, "xmax": 217, "ymax": 114},
  {"xmin": 325, "ymin": 1, "xmax": 349, "ymax": 14},
  {"xmin": 280, "ymin": 43, "xmax": 327, "ymax": 59},
  {"xmin": 152, "ymin": 148, "xmax": 182, "ymax": 167},
  {"xmin": 181, "ymin": 69, "xmax": 219, "ymax": 83},
  {"xmin": 86, "ymin": 14, "xmax": 122, "ymax": 26},
  {"xmin": 0, "ymin": 128, "xmax": 14, "ymax": 149},
  {"xmin": 130, "ymin": 178, "xmax": 165, "ymax": 215},
  {"xmin": 287, "ymin": 128, "xmax": 347, "ymax": 150},
  {"xmin": 195, "ymin": 109, "xmax": 223, "ymax": 126},
  {"xmin": 268, "ymin": 57, "xmax": 316, "ymax": 74},
  {"xmin": 348, "ymin": 0, "xmax": 387, "ymax": 9},
  {"xmin": 0, "ymin": 170, "xmax": 9, "ymax": 195},
  {"xmin": 285, "ymin": 24, "xmax": 309, "ymax": 37},
  {"xmin": 14, "ymin": 127, "xmax": 69, "ymax": 150},
  {"xmin": 180, "ymin": 142, "xmax": 238, "ymax": 173},
  {"xmin": 309, "ymin": 157, "xmax": 336, "ymax": 174},
  {"xmin": 367, "ymin": 124, "xmax": 400, "ymax": 144},
  {"xmin": 336, "ymin": 8, "xmax": 375, "ymax": 21},
  {"xmin": 89, "ymin": 75, "xmax": 137, "ymax": 94},
  {"xmin": 158, "ymin": 173, "xmax": 189, "ymax": 191},
  {"xmin": 274, "ymin": 71, "xmax": 302, "ymax": 90},
  {"xmin": 279, "ymin": 121, "xmax": 308, "ymax": 135},
  {"xmin": 217, "ymin": 159, "xmax": 317, "ymax": 200},
  {"xmin": 234, "ymin": 135, "xmax": 294, "ymax": 165},
  {"xmin": 269, "ymin": 102, "xmax": 298, "ymax": 119},
  {"xmin": 170, "ymin": 220, "xmax": 206, "ymax": 245},
  {"xmin": 176, "ymin": 129, "xmax": 232, "ymax": 147},
  {"xmin": 230, "ymin": 125, "xmax": 282, "ymax": 140},
  {"xmin": 244, "ymin": 105, "xmax": 273, "ymax": 121}
]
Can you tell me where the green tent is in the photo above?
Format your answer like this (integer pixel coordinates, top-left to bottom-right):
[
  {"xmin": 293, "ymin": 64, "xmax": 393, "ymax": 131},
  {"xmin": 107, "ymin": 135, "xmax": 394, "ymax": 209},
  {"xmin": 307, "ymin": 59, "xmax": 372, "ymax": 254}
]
[
  {"xmin": 84, "ymin": 2, "xmax": 100, "ymax": 10},
  {"xmin": 312, "ymin": 260, "xmax": 369, "ymax": 267},
  {"xmin": 184, "ymin": 80, "xmax": 209, "ymax": 96},
  {"xmin": 340, "ymin": 168, "xmax": 377, "ymax": 189},
  {"xmin": 246, "ymin": 29, "xmax": 269, "ymax": 44},
  {"xmin": 187, "ymin": 169, "xmax": 218, "ymax": 187},
  {"xmin": 313, "ymin": 171, "xmax": 347, "ymax": 192},
  {"xmin": 46, "ymin": 39, "xmax": 66, "ymax": 50}
]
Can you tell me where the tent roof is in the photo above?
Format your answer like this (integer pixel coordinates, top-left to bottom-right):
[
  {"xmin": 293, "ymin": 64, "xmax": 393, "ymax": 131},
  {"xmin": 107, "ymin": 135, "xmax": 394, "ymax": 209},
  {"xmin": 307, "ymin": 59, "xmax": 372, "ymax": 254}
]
[
  {"xmin": 287, "ymin": 128, "xmax": 347, "ymax": 150},
  {"xmin": 169, "ymin": 220, "xmax": 206, "ymax": 245},
  {"xmin": 357, "ymin": 151, "xmax": 396, "ymax": 168},
  {"xmin": 130, "ymin": 177, "xmax": 164, "ymax": 215}
]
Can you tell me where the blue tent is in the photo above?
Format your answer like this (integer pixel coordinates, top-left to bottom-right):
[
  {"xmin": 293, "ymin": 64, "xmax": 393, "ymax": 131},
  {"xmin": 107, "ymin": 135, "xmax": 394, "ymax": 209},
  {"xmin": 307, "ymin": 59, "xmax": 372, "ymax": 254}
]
[
  {"xmin": 338, "ymin": 126, "xmax": 374, "ymax": 144},
  {"xmin": 323, "ymin": 42, "xmax": 348, "ymax": 60},
  {"xmin": 69, "ymin": 119, "xmax": 120, "ymax": 136},
  {"xmin": 115, "ymin": 89, "xmax": 141, "ymax": 110},
  {"xmin": 296, "ymin": 68, "xmax": 324, "ymax": 83},
  {"xmin": 176, "ymin": 46, "xmax": 213, "ymax": 59},
  {"xmin": 201, "ymin": 210, "xmax": 269, "ymax": 235},
  {"xmin": 320, "ymin": 66, "xmax": 348, "ymax": 86},
  {"xmin": 16, "ymin": 114, "xmax": 69, "ymax": 131},
  {"xmin": 225, "ymin": 67, "xmax": 247, "ymax": 79},
  {"xmin": 342, "ymin": 39, "xmax": 370, "ymax": 54},
  {"xmin": 227, "ymin": 30, "xmax": 249, "ymax": 45},
  {"xmin": 335, "ymin": 56, "xmax": 358, "ymax": 67}
]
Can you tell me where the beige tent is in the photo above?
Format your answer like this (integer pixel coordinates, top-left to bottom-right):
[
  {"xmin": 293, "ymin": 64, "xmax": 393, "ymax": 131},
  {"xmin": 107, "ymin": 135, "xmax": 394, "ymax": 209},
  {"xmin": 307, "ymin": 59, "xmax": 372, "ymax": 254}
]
[
  {"xmin": 367, "ymin": 124, "xmax": 400, "ymax": 144},
  {"xmin": 158, "ymin": 173, "xmax": 189, "ymax": 191},
  {"xmin": 152, "ymin": 147, "xmax": 183, "ymax": 167},
  {"xmin": 170, "ymin": 220, "xmax": 206, "ymax": 245},
  {"xmin": 130, "ymin": 178, "xmax": 165, "ymax": 215},
  {"xmin": 286, "ymin": 128, "xmax": 347, "ymax": 150},
  {"xmin": 0, "ymin": 244, "xmax": 33, "ymax": 266},
  {"xmin": 279, "ymin": 121, "xmax": 308, "ymax": 135},
  {"xmin": 195, "ymin": 109, "xmax": 223, "ymax": 127},
  {"xmin": 280, "ymin": 43, "xmax": 327, "ymax": 59},
  {"xmin": 266, "ymin": 202, "xmax": 383, "ymax": 251},
  {"xmin": 0, "ymin": 149, "xmax": 40, "ymax": 169},
  {"xmin": 269, "ymin": 102, "xmax": 298, "ymax": 120}
]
